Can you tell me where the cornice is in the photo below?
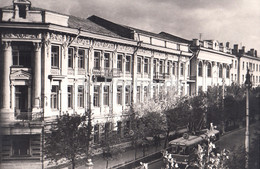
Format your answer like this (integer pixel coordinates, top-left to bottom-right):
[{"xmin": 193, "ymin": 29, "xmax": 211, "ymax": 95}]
[
  {"xmin": 0, "ymin": 22, "xmax": 192, "ymax": 57},
  {"xmin": 193, "ymin": 46, "xmax": 235, "ymax": 58}
]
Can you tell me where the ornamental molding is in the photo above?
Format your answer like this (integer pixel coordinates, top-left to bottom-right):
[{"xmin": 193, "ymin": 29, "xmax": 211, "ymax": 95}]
[
  {"xmin": 117, "ymin": 45, "xmax": 134, "ymax": 53},
  {"xmin": 1, "ymin": 41, "xmax": 12, "ymax": 50},
  {"xmin": 33, "ymin": 42, "xmax": 42, "ymax": 51},
  {"xmin": 93, "ymin": 41, "xmax": 115, "ymax": 50},
  {"xmin": 154, "ymin": 51, "xmax": 165, "ymax": 57},
  {"xmin": 10, "ymin": 69, "xmax": 31, "ymax": 80},
  {"xmin": 2, "ymin": 32, "xmax": 41, "ymax": 39},
  {"xmin": 50, "ymin": 33, "xmax": 63, "ymax": 42},
  {"xmin": 138, "ymin": 49, "xmax": 152, "ymax": 55},
  {"xmin": 74, "ymin": 37, "xmax": 90, "ymax": 46}
]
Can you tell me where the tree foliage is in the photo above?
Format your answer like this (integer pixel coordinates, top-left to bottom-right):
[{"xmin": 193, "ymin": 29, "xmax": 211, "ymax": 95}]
[{"xmin": 45, "ymin": 114, "xmax": 92, "ymax": 169}]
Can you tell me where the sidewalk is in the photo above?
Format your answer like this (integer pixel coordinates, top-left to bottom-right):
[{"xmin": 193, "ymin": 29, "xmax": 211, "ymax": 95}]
[{"xmin": 76, "ymin": 141, "xmax": 165, "ymax": 169}]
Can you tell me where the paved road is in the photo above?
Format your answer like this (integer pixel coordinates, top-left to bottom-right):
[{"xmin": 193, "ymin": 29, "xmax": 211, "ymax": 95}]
[{"xmin": 148, "ymin": 122, "xmax": 260, "ymax": 169}]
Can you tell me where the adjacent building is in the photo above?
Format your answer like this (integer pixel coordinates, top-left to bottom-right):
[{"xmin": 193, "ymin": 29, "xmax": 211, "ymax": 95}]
[{"xmin": 0, "ymin": 1, "xmax": 259, "ymax": 169}]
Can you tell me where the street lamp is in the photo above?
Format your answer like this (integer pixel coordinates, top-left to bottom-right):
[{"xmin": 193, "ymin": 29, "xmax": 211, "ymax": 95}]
[{"xmin": 244, "ymin": 68, "xmax": 251, "ymax": 169}]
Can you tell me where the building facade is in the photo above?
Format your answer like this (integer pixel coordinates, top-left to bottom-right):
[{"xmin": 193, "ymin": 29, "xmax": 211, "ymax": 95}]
[{"xmin": 0, "ymin": 1, "xmax": 259, "ymax": 169}]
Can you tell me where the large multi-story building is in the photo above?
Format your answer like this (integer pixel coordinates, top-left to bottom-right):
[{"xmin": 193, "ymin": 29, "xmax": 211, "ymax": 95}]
[{"xmin": 0, "ymin": 1, "xmax": 259, "ymax": 169}]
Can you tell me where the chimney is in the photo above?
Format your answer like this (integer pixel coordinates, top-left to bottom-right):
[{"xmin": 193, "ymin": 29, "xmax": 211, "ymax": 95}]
[
  {"xmin": 250, "ymin": 49, "xmax": 255, "ymax": 56},
  {"xmin": 193, "ymin": 39, "xmax": 200, "ymax": 46},
  {"xmin": 240, "ymin": 46, "xmax": 246, "ymax": 54},
  {"xmin": 233, "ymin": 44, "xmax": 239, "ymax": 54},
  {"xmin": 226, "ymin": 42, "xmax": 230, "ymax": 48}
]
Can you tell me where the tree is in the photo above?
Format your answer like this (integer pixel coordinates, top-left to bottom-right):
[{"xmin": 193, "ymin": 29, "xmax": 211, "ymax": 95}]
[
  {"xmin": 100, "ymin": 131, "xmax": 124, "ymax": 169},
  {"xmin": 45, "ymin": 113, "xmax": 92, "ymax": 169}
]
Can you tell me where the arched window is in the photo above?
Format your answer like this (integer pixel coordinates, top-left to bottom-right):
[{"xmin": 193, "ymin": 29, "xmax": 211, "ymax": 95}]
[
  {"xmin": 226, "ymin": 66, "xmax": 230, "ymax": 78},
  {"xmin": 198, "ymin": 61, "xmax": 203, "ymax": 77},
  {"xmin": 219, "ymin": 64, "xmax": 223, "ymax": 78},
  {"xmin": 207, "ymin": 62, "xmax": 212, "ymax": 77}
]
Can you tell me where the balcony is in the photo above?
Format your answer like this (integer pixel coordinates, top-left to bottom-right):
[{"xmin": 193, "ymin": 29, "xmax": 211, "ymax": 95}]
[
  {"xmin": 153, "ymin": 72, "xmax": 169, "ymax": 82},
  {"xmin": 92, "ymin": 68, "xmax": 122, "ymax": 79}
]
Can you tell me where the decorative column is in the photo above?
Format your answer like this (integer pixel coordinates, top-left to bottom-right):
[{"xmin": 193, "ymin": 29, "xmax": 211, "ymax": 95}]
[
  {"xmin": 32, "ymin": 42, "xmax": 42, "ymax": 113},
  {"xmin": 1, "ymin": 42, "xmax": 12, "ymax": 110}
]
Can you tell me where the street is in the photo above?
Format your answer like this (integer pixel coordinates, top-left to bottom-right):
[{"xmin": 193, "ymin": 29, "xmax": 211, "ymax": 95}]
[{"xmin": 148, "ymin": 122, "xmax": 259, "ymax": 169}]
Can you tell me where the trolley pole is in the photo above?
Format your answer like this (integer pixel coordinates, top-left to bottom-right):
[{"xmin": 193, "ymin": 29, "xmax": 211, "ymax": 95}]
[{"xmin": 245, "ymin": 68, "xmax": 251, "ymax": 169}]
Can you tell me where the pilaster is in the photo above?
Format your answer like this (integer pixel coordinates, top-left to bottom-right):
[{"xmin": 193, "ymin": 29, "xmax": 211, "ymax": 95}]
[
  {"xmin": 32, "ymin": 42, "xmax": 42, "ymax": 113},
  {"xmin": 0, "ymin": 41, "xmax": 12, "ymax": 122}
]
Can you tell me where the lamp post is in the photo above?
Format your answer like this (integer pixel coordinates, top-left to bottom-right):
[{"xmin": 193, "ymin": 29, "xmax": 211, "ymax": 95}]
[{"xmin": 245, "ymin": 68, "xmax": 251, "ymax": 169}]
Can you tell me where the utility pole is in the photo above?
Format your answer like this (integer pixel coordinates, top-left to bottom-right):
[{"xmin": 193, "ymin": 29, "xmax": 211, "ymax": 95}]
[{"xmin": 245, "ymin": 68, "xmax": 251, "ymax": 169}]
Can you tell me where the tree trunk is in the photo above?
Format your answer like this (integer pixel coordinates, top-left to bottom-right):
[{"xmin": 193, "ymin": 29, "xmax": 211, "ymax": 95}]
[
  {"xmin": 71, "ymin": 158, "xmax": 75, "ymax": 169},
  {"xmin": 164, "ymin": 129, "xmax": 169, "ymax": 149},
  {"xmin": 106, "ymin": 159, "xmax": 109, "ymax": 169}
]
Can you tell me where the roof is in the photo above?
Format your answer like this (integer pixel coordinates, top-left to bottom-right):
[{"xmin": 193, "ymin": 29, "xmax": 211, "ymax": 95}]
[
  {"xmin": 169, "ymin": 135, "xmax": 204, "ymax": 147},
  {"xmin": 68, "ymin": 15, "xmax": 122, "ymax": 38},
  {"xmin": 158, "ymin": 32, "xmax": 191, "ymax": 44}
]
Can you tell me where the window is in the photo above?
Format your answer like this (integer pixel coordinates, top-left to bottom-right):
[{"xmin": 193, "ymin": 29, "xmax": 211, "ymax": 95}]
[
  {"xmin": 68, "ymin": 85, "xmax": 73, "ymax": 108},
  {"xmin": 256, "ymin": 64, "xmax": 258, "ymax": 71},
  {"xmin": 15, "ymin": 86, "xmax": 28, "ymax": 113},
  {"xmin": 242, "ymin": 61, "xmax": 245, "ymax": 70},
  {"xmin": 235, "ymin": 60, "xmax": 237, "ymax": 69},
  {"xmin": 226, "ymin": 66, "xmax": 230, "ymax": 78},
  {"xmin": 172, "ymin": 62, "xmax": 175, "ymax": 75},
  {"xmin": 144, "ymin": 86, "xmax": 148, "ymax": 101},
  {"xmin": 136, "ymin": 86, "xmax": 141, "ymax": 103},
  {"xmin": 207, "ymin": 63, "xmax": 212, "ymax": 77},
  {"xmin": 159, "ymin": 60, "xmax": 163, "ymax": 74},
  {"xmin": 144, "ymin": 58, "xmax": 149, "ymax": 74},
  {"xmin": 219, "ymin": 64, "xmax": 223, "ymax": 78},
  {"xmin": 231, "ymin": 74, "xmax": 233, "ymax": 81},
  {"xmin": 103, "ymin": 86, "xmax": 109, "ymax": 106},
  {"xmin": 167, "ymin": 61, "xmax": 170, "ymax": 75},
  {"xmin": 126, "ymin": 55, "xmax": 131, "ymax": 72},
  {"xmin": 78, "ymin": 49, "xmax": 85, "ymax": 69},
  {"xmin": 18, "ymin": 5, "xmax": 26, "ymax": 18},
  {"xmin": 51, "ymin": 46, "xmax": 59, "ymax": 68},
  {"xmin": 94, "ymin": 51, "xmax": 100, "ymax": 70},
  {"xmin": 93, "ymin": 86, "xmax": 100, "ymax": 107},
  {"xmin": 180, "ymin": 63, "xmax": 184, "ymax": 76},
  {"xmin": 235, "ymin": 74, "xmax": 237, "ymax": 81},
  {"xmin": 117, "ymin": 86, "xmax": 122, "ymax": 105},
  {"xmin": 198, "ymin": 61, "xmax": 203, "ymax": 77},
  {"xmin": 137, "ymin": 57, "xmax": 142, "ymax": 73},
  {"xmin": 12, "ymin": 45, "xmax": 32, "ymax": 67},
  {"xmin": 125, "ymin": 85, "xmax": 131, "ymax": 105},
  {"xmin": 153, "ymin": 59, "xmax": 157, "ymax": 73},
  {"xmin": 117, "ymin": 54, "xmax": 123, "ymax": 71},
  {"xmin": 256, "ymin": 76, "xmax": 258, "ymax": 83},
  {"xmin": 104, "ymin": 52, "xmax": 110, "ymax": 69},
  {"xmin": 51, "ymin": 85, "xmax": 59, "ymax": 109},
  {"xmin": 12, "ymin": 136, "xmax": 30, "ymax": 156},
  {"xmin": 68, "ymin": 48, "xmax": 74, "ymax": 68},
  {"xmin": 78, "ymin": 85, "xmax": 84, "ymax": 108}
]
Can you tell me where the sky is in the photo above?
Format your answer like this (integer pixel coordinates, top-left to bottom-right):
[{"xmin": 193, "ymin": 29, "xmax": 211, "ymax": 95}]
[{"xmin": 1, "ymin": 0, "xmax": 260, "ymax": 53}]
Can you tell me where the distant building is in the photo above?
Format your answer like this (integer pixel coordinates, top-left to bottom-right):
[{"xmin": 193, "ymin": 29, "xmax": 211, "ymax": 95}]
[{"xmin": 0, "ymin": 1, "xmax": 259, "ymax": 169}]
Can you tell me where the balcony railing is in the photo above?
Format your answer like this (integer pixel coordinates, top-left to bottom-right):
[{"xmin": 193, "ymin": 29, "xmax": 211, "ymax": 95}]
[
  {"xmin": 15, "ymin": 109, "xmax": 32, "ymax": 121},
  {"xmin": 153, "ymin": 72, "xmax": 169, "ymax": 81},
  {"xmin": 92, "ymin": 68, "xmax": 122, "ymax": 78}
]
